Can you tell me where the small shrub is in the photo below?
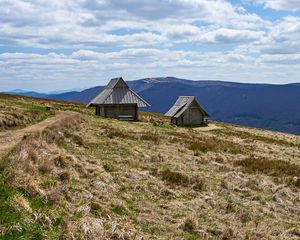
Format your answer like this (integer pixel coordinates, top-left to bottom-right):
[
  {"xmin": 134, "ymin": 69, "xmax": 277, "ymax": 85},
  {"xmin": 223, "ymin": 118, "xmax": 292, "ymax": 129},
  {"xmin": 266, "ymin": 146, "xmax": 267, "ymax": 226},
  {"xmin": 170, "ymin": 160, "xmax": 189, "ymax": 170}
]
[
  {"xmin": 73, "ymin": 134, "xmax": 84, "ymax": 146},
  {"xmin": 289, "ymin": 228, "xmax": 300, "ymax": 238},
  {"xmin": 65, "ymin": 132, "xmax": 84, "ymax": 146},
  {"xmin": 207, "ymin": 228, "xmax": 223, "ymax": 237},
  {"xmin": 188, "ymin": 142, "xmax": 211, "ymax": 153},
  {"xmin": 59, "ymin": 171, "xmax": 71, "ymax": 182},
  {"xmin": 74, "ymin": 163, "xmax": 88, "ymax": 178},
  {"xmin": 149, "ymin": 167, "xmax": 158, "ymax": 176},
  {"xmin": 182, "ymin": 217, "xmax": 198, "ymax": 232},
  {"xmin": 90, "ymin": 201, "xmax": 104, "ymax": 216},
  {"xmin": 221, "ymin": 228, "xmax": 234, "ymax": 240},
  {"xmin": 161, "ymin": 169, "xmax": 189, "ymax": 186},
  {"xmin": 220, "ymin": 179, "xmax": 229, "ymax": 189},
  {"xmin": 22, "ymin": 160, "xmax": 37, "ymax": 176},
  {"xmin": 277, "ymin": 177, "xmax": 300, "ymax": 189},
  {"xmin": 193, "ymin": 176, "xmax": 206, "ymax": 191},
  {"xmin": 39, "ymin": 159, "xmax": 54, "ymax": 174},
  {"xmin": 193, "ymin": 150, "xmax": 200, "ymax": 156},
  {"xmin": 103, "ymin": 162, "xmax": 115, "ymax": 172},
  {"xmin": 160, "ymin": 168, "xmax": 206, "ymax": 191},
  {"xmin": 225, "ymin": 199, "xmax": 235, "ymax": 214},
  {"xmin": 293, "ymin": 178, "xmax": 300, "ymax": 188},
  {"xmin": 237, "ymin": 210, "xmax": 251, "ymax": 223},
  {"xmin": 215, "ymin": 156, "xmax": 225, "ymax": 164},
  {"xmin": 53, "ymin": 154, "xmax": 68, "ymax": 168},
  {"xmin": 27, "ymin": 149, "xmax": 39, "ymax": 163},
  {"xmin": 150, "ymin": 154, "xmax": 164, "ymax": 162}
]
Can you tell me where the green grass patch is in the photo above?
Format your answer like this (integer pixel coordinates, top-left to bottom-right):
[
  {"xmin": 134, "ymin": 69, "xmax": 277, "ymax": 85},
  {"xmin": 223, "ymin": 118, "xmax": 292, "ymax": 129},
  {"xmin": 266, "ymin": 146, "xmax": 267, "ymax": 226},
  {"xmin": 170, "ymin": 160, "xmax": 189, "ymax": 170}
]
[
  {"xmin": 223, "ymin": 129, "xmax": 299, "ymax": 148},
  {"xmin": 161, "ymin": 168, "xmax": 190, "ymax": 186},
  {"xmin": 151, "ymin": 121, "xmax": 174, "ymax": 129},
  {"xmin": 103, "ymin": 162, "xmax": 115, "ymax": 172},
  {"xmin": 234, "ymin": 157, "xmax": 300, "ymax": 178},
  {"xmin": 182, "ymin": 232, "xmax": 200, "ymax": 240},
  {"xmin": 112, "ymin": 206, "xmax": 127, "ymax": 216},
  {"xmin": 140, "ymin": 131, "xmax": 160, "ymax": 144},
  {"xmin": 65, "ymin": 131, "xmax": 85, "ymax": 146},
  {"xmin": 188, "ymin": 137, "xmax": 246, "ymax": 154},
  {"xmin": 0, "ymin": 184, "xmax": 20, "ymax": 227},
  {"xmin": 160, "ymin": 168, "xmax": 206, "ymax": 190}
]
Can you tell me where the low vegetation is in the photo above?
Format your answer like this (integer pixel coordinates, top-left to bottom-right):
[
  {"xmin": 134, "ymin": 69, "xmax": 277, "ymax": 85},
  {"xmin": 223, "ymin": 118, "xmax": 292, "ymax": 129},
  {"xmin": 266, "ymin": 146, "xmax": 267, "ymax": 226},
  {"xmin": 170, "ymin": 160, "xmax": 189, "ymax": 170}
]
[
  {"xmin": 221, "ymin": 128, "xmax": 300, "ymax": 148},
  {"xmin": 235, "ymin": 157, "xmax": 300, "ymax": 178},
  {"xmin": 0, "ymin": 94, "xmax": 299, "ymax": 239},
  {"xmin": 0, "ymin": 103, "xmax": 54, "ymax": 131},
  {"xmin": 0, "ymin": 94, "xmax": 91, "ymax": 131}
]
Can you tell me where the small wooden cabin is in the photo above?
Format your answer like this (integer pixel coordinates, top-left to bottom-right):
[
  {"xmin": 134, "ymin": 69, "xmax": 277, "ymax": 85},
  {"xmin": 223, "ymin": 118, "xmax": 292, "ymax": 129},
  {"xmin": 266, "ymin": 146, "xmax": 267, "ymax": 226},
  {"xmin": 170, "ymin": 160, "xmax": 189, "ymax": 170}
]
[
  {"xmin": 87, "ymin": 77, "xmax": 150, "ymax": 121},
  {"xmin": 165, "ymin": 96, "xmax": 210, "ymax": 126}
]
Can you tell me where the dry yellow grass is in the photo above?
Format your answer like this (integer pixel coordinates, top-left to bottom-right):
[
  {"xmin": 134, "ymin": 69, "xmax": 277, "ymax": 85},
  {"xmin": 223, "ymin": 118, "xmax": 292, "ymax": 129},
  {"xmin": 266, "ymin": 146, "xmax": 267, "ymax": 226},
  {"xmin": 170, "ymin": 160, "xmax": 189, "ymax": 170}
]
[{"xmin": 0, "ymin": 94, "xmax": 300, "ymax": 239}]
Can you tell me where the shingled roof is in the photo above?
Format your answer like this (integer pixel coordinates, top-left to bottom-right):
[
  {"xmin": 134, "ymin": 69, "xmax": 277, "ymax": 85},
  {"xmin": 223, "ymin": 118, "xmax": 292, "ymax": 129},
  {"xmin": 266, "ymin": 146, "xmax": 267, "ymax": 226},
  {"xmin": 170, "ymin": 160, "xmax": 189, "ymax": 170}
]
[
  {"xmin": 87, "ymin": 77, "xmax": 150, "ymax": 107},
  {"xmin": 165, "ymin": 96, "xmax": 210, "ymax": 118}
]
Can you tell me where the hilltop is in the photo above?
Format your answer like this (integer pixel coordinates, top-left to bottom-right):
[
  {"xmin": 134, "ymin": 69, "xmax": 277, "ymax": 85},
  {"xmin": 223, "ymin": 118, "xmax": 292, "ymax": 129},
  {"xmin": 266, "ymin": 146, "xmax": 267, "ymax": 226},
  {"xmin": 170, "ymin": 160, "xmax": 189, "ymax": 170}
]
[
  {"xmin": 0, "ymin": 94, "xmax": 300, "ymax": 239},
  {"xmin": 4, "ymin": 77, "xmax": 300, "ymax": 135}
]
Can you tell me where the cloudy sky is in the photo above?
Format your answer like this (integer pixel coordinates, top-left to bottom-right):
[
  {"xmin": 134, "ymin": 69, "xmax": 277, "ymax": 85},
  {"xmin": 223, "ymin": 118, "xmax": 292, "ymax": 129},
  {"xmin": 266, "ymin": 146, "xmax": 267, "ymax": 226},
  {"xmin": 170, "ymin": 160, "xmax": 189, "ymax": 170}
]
[{"xmin": 1, "ymin": 0, "xmax": 300, "ymax": 92}]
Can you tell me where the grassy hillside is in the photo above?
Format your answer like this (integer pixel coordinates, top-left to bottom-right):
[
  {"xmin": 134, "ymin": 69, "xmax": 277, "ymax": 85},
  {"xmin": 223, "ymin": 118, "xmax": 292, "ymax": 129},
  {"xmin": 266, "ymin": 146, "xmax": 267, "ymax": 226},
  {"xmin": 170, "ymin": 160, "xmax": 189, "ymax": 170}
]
[
  {"xmin": 0, "ymin": 94, "xmax": 300, "ymax": 239},
  {"xmin": 0, "ymin": 94, "xmax": 91, "ymax": 131}
]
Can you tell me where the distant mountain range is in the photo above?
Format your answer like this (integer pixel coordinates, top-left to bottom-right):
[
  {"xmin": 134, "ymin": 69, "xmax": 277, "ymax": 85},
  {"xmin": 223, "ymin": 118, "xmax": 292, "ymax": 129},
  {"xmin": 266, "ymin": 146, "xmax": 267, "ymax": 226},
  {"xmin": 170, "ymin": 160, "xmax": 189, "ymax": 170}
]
[{"xmin": 4, "ymin": 77, "xmax": 300, "ymax": 135}]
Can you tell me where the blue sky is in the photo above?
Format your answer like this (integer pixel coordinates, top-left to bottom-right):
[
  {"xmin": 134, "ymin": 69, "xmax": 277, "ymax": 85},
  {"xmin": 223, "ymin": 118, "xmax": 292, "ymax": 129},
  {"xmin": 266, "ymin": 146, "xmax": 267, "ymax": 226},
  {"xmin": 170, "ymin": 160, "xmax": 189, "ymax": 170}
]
[{"xmin": 0, "ymin": 0, "xmax": 300, "ymax": 92}]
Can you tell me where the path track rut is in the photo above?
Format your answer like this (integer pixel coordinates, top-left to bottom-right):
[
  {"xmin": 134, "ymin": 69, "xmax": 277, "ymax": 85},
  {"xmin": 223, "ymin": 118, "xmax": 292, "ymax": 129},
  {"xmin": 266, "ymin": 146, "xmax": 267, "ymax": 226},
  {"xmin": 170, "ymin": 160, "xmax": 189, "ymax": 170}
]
[{"xmin": 0, "ymin": 111, "xmax": 78, "ymax": 156}]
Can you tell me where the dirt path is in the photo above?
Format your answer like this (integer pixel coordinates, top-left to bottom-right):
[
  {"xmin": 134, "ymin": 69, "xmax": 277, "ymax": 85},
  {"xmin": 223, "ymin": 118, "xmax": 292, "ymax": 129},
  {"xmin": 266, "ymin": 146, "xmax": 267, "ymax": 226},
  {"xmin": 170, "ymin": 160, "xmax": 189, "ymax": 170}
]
[{"xmin": 0, "ymin": 111, "xmax": 78, "ymax": 157}]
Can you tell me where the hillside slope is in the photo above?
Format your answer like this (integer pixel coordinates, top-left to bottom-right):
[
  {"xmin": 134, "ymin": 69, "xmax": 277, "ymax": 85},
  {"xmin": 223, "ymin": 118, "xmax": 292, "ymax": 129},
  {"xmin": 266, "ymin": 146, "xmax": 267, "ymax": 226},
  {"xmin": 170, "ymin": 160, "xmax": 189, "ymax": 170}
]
[{"xmin": 0, "ymin": 95, "xmax": 300, "ymax": 239}]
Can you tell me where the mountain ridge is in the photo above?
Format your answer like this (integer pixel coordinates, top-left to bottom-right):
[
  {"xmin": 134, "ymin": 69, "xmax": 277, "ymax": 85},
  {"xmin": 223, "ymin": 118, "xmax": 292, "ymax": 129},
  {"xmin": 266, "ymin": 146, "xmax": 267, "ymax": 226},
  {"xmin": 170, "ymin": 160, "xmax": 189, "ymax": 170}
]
[{"xmin": 3, "ymin": 77, "xmax": 300, "ymax": 134}]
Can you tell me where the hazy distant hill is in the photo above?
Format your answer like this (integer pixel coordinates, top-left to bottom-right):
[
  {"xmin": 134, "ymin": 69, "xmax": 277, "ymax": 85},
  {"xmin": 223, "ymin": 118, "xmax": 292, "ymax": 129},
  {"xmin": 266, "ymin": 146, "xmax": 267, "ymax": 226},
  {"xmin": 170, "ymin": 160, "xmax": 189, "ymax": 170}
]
[
  {"xmin": 4, "ymin": 90, "xmax": 79, "ymax": 101},
  {"xmin": 128, "ymin": 77, "xmax": 300, "ymax": 134},
  {"xmin": 67, "ymin": 86, "xmax": 104, "ymax": 103},
  {"xmin": 4, "ymin": 77, "xmax": 300, "ymax": 134}
]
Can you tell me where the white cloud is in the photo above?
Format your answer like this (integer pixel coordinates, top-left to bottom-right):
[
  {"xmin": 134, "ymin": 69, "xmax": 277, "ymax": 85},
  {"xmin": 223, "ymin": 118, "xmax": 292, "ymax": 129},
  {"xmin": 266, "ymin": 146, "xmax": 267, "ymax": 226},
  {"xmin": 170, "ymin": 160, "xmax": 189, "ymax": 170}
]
[
  {"xmin": 259, "ymin": 53, "xmax": 300, "ymax": 64},
  {"xmin": 0, "ymin": 0, "xmax": 299, "ymax": 91},
  {"xmin": 258, "ymin": 16, "xmax": 300, "ymax": 54},
  {"xmin": 0, "ymin": 0, "xmax": 266, "ymax": 49},
  {"xmin": 0, "ymin": 46, "xmax": 297, "ymax": 92},
  {"xmin": 256, "ymin": 0, "xmax": 300, "ymax": 11},
  {"xmin": 193, "ymin": 28, "xmax": 265, "ymax": 43}
]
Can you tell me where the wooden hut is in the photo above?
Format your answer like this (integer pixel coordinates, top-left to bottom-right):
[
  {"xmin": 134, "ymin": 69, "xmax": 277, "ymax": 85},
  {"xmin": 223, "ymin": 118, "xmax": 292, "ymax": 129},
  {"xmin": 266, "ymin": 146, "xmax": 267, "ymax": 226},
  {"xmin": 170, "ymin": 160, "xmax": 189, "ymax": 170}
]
[
  {"xmin": 87, "ymin": 77, "xmax": 150, "ymax": 121},
  {"xmin": 165, "ymin": 96, "xmax": 210, "ymax": 126}
]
